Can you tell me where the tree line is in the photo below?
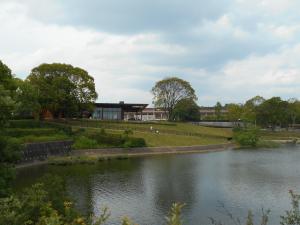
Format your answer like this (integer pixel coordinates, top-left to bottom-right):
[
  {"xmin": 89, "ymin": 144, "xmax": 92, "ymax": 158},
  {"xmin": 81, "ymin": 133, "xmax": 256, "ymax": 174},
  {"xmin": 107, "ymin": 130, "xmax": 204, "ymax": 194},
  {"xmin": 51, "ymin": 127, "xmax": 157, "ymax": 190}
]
[{"xmin": 0, "ymin": 61, "xmax": 98, "ymax": 120}]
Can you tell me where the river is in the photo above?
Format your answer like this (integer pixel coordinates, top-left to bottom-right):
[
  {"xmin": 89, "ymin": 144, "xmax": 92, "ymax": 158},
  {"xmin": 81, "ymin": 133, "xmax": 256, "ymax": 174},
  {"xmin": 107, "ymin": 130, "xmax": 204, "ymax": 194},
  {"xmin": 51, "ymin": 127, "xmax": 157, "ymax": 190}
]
[{"xmin": 15, "ymin": 145, "xmax": 300, "ymax": 225}]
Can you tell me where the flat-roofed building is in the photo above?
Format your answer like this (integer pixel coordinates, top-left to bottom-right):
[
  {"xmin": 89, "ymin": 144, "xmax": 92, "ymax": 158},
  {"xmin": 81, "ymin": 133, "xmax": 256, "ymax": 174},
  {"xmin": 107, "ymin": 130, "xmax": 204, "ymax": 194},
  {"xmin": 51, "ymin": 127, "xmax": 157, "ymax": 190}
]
[
  {"xmin": 92, "ymin": 102, "xmax": 148, "ymax": 120},
  {"xmin": 199, "ymin": 107, "xmax": 228, "ymax": 119}
]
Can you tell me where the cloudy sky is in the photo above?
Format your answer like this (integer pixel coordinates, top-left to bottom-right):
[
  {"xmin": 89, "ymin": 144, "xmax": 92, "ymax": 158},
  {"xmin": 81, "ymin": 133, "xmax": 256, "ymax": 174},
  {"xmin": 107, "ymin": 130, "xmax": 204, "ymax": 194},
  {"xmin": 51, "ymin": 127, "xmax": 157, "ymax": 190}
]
[{"xmin": 1, "ymin": 0, "xmax": 300, "ymax": 106}]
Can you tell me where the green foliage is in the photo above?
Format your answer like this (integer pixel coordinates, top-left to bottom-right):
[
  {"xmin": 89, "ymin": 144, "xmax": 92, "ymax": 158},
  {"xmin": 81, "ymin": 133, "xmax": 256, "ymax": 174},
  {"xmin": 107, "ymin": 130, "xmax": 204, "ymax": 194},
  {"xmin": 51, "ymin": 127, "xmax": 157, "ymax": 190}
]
[
  {"xmin": 0, "ymin": 175, "xmax": 110, "ymax": 225},
  {"xmin": 0, "ymin": 137, "xmax": 22, "ymax": 197},
  {"xmin": 166, "ymin": 203, "xmax": 185, "ymax": 225},
  {"xmin": 280, "ymin": 190, "xmax": 300, "ymax": 225},
  {"xmin": 0, "ymin": 85, "xmax": 15, "ymax": 127},
  {"xmin": 151, "ymin": 77, "xmax": 197, "ymax": 120},
  {"xmin": 8, "ymin": 120, "xmax": 73, "ymax": 135},
  {"xmin": 171, "ymin": 98, "xmax": 200, "ymax": 121},
  {"xmin": 233, "ymin": 127, "xmax": 260, "ymax": 147},
  {"xmin": 0, "ymin": 60, "xmax": 17, "ymax": 93},
  {"xmin": 73, "ymin": 136, "xmax": 98, "ymax": 149},
  {"xmin": 15, "ymin": 80, "xmax": 41, "ymax": 119},
  {"xmin": 226, "ymin": 103, "xmax": 244, "ymax": 122},
  {"xmin": 215, "ymin": 102, "xmax": 223, "ymax": 120},
  {"xmin": 87, "ymin": 131, "xmax": 147, "ymax": 148},
  {"xmin": 256, "ymin": 97, "xmax": 290, "ymax": 129},
  {"xmin": 123, "ymin": 137, "xmax": 146, "ymax": 148},
  {"xmin": 26, "ymin": 63, "xmax": 98, "ymax": 118},
  {"xmin": 4, "ymin": 128, "xmax": 57, "ymax": 137}
]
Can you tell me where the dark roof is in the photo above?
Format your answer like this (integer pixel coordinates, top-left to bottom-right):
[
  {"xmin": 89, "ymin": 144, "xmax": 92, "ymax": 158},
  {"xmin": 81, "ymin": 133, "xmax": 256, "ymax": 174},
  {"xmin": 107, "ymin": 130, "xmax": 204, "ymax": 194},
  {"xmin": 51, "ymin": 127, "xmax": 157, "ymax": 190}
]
[{"xmin": 94, "ymin": 102, "xmax": 148, "ymax": 112}]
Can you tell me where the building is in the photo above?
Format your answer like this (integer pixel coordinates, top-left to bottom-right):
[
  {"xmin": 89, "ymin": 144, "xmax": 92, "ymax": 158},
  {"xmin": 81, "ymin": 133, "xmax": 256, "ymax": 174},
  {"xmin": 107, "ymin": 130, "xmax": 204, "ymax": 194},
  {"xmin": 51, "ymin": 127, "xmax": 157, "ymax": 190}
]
[
  {"xmin": 92, "ymin": 102, "xmax": 148, "ymax": 120},
  {"xmin": 142, "ymin": 108, "xmax": 168, "ymax": 121},
  {"xmin": 199, "ymin": 106, "xmax": 228, "ymax": 119}
]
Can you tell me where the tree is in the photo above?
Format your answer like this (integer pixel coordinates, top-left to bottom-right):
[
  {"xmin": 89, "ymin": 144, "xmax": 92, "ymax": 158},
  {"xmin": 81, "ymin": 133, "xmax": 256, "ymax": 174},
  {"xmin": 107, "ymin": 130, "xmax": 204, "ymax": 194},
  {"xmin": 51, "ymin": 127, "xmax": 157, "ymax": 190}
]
[
  {"xmin": 171, "ymin": 98, "xmax": 200, "ymax": 121},
  {"xmin": 0, "ymin": 62, "xmax": 21, "ymax": 197},
  {"xmin": 215, "ymin": 102, "xmax": 223, "ymax": 120},
  {"xmin": 15, "ymin": 79, "xmax": 41, "ymax": 119},
  {"xmin": 0, "ymin": 60, "xmax": 17, "ymax": 93},
  {"xmin": 151, "ymin": 77, "xmax": 197, "ymax": 120},
  {"xmin": 226, "ymin": 103, "xmax": 243, "ymax": 122},
  {"xmin": 0, "ymin": 85, "xmax": 15, "ymax": 126},
  {"xmin": 244, "ymin": 96, "xmax": 265, "ymax": 125},
  {"xmin": 27, "ymin": 63, "xmax": 98, "ymax": 118},
  {"xmin": 256, "ymin": 97, "xmax": 289, "ymax": 129},
  {"xmin": 287, "ymin": 98, "xmax": 300, "ymax": 127}
]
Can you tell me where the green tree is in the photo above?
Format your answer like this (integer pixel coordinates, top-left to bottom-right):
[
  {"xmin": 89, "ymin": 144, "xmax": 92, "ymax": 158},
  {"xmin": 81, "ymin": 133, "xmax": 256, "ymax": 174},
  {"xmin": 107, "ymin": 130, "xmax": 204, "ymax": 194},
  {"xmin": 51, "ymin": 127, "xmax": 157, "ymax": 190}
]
[
  {"xmin": 0, "ymin": 60, "xmax": 17, "ymax": 93},
  {"xmin": 0, "ymin": 85, "xmax": 15, "ymax": 126},
  {"xmin": 27, "ymin": 63, "xmax": 98, "ymax": 118},
  {"xmin": 15, "ymin": 79, "xmax": 41, "ymax": 119},
  {"xmin": 226, "ymin": 103, "xmax": 243, "ymax": 122},
  {"xmin": 171, "ymin": 98, "xmax": 200, "ymax": 121},
  {"xmin": 0, "ymin": 62, "xmax": 22, "ymax": 197},
  {"xmin": 287, "ymin": 98, "xmax": 300, "ymax": 127},
  {"xmin": 256, "ymin": 97, "xmax": 289, "ymax": 129},
  {"xmin": 215, "ymin": 102, "xmax": 223, "ymax": 120},
  {"xmin": 151, "ymin": 77, "xmax": 197, "ymax": 120},
  {"xmin": 244, "ymin": 96, "xmax": 265, "ymax": 125}
]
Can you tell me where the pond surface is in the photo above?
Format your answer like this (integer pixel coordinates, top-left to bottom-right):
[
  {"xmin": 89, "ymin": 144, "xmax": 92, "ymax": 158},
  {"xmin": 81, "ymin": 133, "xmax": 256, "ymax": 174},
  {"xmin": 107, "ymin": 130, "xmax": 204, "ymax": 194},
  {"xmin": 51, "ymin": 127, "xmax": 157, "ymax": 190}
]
[{"xmin": 16, "ymin": 145, "xmax": 300, "ymax": 225}]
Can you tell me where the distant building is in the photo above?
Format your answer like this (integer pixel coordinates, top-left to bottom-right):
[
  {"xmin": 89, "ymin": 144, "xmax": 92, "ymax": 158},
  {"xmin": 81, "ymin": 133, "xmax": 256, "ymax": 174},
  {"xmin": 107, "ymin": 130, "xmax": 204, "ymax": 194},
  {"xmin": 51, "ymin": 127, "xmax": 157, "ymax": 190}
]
[
  {"xmin": 92, "ymin": 102, "xmax": 148, "ymax": 120},
  {"xmin": 199, "ymin": 107, "xmax": 228, "ymax": 119},
  {"xmin": 135, "ymin": 108, "xmax": 168, "ymax": 121}
]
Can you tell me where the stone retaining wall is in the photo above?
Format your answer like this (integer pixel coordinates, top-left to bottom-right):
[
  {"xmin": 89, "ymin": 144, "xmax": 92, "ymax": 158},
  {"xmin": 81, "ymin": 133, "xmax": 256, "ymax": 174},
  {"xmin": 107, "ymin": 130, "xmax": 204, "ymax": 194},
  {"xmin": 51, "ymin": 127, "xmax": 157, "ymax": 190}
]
[{"xmin": 20, "ymin": 140, "xmax": 73, "ymax": 163}]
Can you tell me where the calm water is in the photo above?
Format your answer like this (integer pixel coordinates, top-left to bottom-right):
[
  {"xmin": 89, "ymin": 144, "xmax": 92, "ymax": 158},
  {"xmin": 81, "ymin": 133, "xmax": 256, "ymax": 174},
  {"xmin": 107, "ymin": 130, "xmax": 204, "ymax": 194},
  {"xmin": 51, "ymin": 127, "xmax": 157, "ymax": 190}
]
[{"xmin": 15, "ymin": 145, "xmax": 300, "ymax": 225}]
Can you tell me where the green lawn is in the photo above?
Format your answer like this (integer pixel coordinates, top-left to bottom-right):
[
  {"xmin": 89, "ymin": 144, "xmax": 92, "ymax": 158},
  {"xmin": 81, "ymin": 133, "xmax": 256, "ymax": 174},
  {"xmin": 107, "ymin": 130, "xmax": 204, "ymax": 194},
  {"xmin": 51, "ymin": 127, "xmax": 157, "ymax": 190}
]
[
  {"xmin": 261, "ymin": 130, "xmax": 300, "ymax": 140},
  {"xmin": 70, "ymin": 120, "xmax": 231, "ymax": 147},
  {"xmin": 6, "ymin": 119, "xmax": 232, "ymax": 147},
  {"xmin": 132, "ymin": 131, "xmax": 227, "ymax": 147},
  {"xmin": 65, "ymin": 119, "xmax": 232, "ymax": 138}
]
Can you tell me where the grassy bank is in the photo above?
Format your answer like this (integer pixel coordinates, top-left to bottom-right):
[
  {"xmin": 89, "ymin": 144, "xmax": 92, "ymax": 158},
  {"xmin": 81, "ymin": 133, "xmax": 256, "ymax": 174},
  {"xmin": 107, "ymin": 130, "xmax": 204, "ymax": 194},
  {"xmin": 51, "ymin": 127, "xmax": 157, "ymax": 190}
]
[{"xmin": 6, "ymin": 119, "xmax": 232, "ymax": 148}]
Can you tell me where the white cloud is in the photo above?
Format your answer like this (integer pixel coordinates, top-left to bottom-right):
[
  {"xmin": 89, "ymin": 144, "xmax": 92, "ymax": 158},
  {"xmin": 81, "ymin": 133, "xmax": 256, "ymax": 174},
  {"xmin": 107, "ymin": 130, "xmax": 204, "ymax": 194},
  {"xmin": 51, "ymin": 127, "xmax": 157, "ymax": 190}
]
[
  {"xmin": 1, "ymin": 0, "xmax": 300, "ymax": 106},
  {"xmin": 0, "ymin": 0, "xmax": 184, "ymax": 104}
]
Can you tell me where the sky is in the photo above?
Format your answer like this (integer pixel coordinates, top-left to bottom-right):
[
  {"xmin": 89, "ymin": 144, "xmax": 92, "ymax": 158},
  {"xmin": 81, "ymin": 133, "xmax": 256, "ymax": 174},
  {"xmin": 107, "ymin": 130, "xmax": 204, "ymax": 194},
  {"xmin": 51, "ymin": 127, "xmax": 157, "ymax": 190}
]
[{"xmin": 1, "ymin": 0, "xmax": 300, "ymax": 106}]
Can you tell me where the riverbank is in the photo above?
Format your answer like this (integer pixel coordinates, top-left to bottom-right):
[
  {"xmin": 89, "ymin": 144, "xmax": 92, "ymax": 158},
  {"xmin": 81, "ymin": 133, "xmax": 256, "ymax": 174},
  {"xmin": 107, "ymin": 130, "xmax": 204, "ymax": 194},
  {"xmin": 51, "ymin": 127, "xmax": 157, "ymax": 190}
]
[{"xmin": 17, "ymin": 143, "xmax": 234, "ymax": 167}]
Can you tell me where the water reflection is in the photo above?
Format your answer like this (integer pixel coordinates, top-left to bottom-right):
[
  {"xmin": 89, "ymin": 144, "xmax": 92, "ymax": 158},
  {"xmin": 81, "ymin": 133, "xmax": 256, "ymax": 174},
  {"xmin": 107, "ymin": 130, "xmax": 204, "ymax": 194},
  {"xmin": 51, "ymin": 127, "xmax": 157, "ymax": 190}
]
[{"xmin": 16, "ymin": 145, "xmax": 300, "ymax": 225}]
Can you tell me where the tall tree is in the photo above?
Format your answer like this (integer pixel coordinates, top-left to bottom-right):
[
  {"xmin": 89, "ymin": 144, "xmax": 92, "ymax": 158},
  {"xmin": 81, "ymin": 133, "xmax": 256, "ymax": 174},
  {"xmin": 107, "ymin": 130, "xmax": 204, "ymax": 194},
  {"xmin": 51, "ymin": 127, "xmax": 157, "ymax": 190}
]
[
  {"xmin": 287, "ymin": 98, "xmax": 300, "ymax": 127},
  {"xmin": 0, "ymin": 60, "xmax": 17, "ymax": 93},
  {"xmin": 244, "ymin": 96, "xmax": 265, "ymax": 125},
  {"xmin": 15, "ymin": 79, "xmax": 41, "ymax": 119},
  {"xmin": 0, "ymin": 61, "xmax": 21, "ymax": 197},
  {"xmin": 256, "ymin": 97, "xmax": 289, "ymax": 129},
  {"xmin": 171, "ymin": 98, "xmax": 200, "ymax": 121},
  {"xmin": 151, "ymin": 77, "xmax": 197, "ymax": 120},
  {"xmin": 27, "ymin": 63, "xmax": 98, "ymax": 118},
  {"xmin": 226, "ymin": 103, "xmax": 244, "ymax": 122},
  {"xmin": 215, "ymin": 102, "xmax": 223, "ymax": 120}
]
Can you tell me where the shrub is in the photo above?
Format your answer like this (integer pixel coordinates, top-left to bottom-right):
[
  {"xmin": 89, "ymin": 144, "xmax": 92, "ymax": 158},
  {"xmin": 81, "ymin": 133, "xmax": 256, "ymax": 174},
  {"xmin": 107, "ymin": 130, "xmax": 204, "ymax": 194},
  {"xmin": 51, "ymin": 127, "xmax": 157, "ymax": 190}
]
[
  {"xmin": 123, "ymin": 137, "xmax": 146, "ymax": 148},
  {"xmin": 233, "ymin": 127, "xmax": 260, "ymax": 147},
  {"xmin": 73, "ymin": 136, "xmax": 98, "ymax": 149},
  {"xmin": 88, "ymin": 132, "xmax": 124, "ymax": 147}
]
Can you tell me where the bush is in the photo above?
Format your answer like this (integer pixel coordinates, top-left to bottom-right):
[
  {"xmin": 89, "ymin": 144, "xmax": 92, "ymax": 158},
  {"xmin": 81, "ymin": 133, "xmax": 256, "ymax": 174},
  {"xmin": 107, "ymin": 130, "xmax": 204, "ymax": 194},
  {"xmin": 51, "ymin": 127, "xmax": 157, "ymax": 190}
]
[
  {"xmin": 123, "ymin": 137, "xmax": 146, "ymax": 148},
  {"xmin": 86, "ymin": 131, "xmax": 146, "ymax": 148},
  {"xmin": 73, "ymin": 136, "xmax": 98, "ymax": 149},
  {"xmin": 233, "ymin": 127, "xmax": 260, "ymax": 147},
  {"xmin": 88, "ymin": 132, "xmax": 124, "ymax": 147}
]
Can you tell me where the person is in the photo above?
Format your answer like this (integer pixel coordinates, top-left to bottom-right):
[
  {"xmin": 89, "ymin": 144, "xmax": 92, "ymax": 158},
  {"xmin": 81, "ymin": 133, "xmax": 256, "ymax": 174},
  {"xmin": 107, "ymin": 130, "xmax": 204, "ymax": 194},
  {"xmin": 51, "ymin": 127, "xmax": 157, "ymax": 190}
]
[{"xmin": 150, "ymin": 126, "xmax": 153, "ymax": 132}]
